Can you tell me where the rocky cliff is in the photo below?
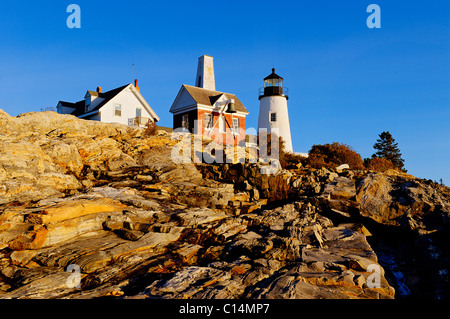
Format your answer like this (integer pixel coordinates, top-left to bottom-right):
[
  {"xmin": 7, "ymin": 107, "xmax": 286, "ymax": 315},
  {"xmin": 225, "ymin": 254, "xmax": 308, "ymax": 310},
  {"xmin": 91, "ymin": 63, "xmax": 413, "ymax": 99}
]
[{"xmin": 0, "ymin": 110, "xmax": 448, "ymax": 299}]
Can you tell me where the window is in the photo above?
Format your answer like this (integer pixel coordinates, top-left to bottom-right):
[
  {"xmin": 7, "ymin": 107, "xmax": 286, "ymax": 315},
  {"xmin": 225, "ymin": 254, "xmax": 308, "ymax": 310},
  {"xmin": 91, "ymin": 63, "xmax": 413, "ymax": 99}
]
[
  {"xmin": 85, "ymin": 98, "xmax": 91, "ymax": 113},
  {"xmin": 136, "ymin": 108, "xmax": 142, "ymax": 118},
  {"xmin": 232, "ymin": 118, "xmax": 239, "ymax": 135},
  {"xmin": 182, "ymin": 114, "xmax": 189, "ymax": 130},
  {"xmin": 219, "ymin": 115, "xmax": 226, "ymax": 133},
  {"xmin": 115, "ymin": 104, "xmax": 122, "ymax": 117},
  {"xmin": 270, "ymin": 112, "xmax": 277, "ymax": 122},
  {"xmin": 204, "ymin": 113, "xmax": 212, "ymax": 130}
]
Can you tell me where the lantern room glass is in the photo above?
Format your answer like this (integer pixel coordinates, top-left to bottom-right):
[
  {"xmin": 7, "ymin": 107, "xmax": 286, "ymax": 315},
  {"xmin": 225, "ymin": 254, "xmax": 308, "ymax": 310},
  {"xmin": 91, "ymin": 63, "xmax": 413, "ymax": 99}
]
[{"xmin": 264, "ymin": 78, "xmax": 283, "ymax": 88}]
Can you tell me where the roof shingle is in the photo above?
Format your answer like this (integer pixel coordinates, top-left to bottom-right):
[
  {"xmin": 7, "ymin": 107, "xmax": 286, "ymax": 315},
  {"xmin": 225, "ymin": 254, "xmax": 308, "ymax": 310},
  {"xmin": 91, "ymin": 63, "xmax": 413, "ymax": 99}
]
[
  {"xmin": 182, "ymin": 85, "xmax": 248, "ymax": 114},
  {"xmin": 59, "ymin": 84, "xmax": 129, "ymax": 116}
]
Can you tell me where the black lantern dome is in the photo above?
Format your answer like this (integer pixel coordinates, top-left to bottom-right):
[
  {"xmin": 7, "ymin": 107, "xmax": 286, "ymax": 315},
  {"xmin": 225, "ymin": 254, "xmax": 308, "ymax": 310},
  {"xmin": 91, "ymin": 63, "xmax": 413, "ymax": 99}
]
[{"xmin": 259, "ymin": 68, "xmax": 288, "ymax": 100}]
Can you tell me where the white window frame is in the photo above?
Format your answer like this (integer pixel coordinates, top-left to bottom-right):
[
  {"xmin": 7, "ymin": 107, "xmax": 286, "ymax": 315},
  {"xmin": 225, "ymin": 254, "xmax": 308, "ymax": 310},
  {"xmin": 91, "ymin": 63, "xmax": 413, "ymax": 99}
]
[
  {"xmin": 182, "ymin": 114, "xmax": 189, "ymax": 130},
  {"xmin": 136, "ymin": 107, "xmax": 142, "ymax": 118},
  {"xmin": 204, "ymin": 113, "xmax": 213, "ymax": 131},
  {"xmin": 270, "ymin": 112, "xmax": 277, "ymax": 122},
  {"xmin": 232, "ymin": 118, "xmax": 239, "ymax": 135},
  {"xmin": 114, "ymin": 103, "xmax": 122, "ymax": 117}
]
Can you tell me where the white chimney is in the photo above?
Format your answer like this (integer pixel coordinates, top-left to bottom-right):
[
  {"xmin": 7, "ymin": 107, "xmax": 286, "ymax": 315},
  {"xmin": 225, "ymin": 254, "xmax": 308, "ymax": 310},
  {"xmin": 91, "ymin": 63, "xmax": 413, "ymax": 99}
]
[{"xmin": 195, "ymin": 55, "xmax": 215, "ymax": 91}]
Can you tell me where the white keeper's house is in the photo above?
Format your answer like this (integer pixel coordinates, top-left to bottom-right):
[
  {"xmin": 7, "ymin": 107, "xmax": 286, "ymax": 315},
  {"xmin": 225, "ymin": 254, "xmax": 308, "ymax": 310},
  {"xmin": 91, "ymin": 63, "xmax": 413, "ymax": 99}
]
[{"xmin": 56, "ymin": 80, "xmax": 160, "ymax": 127}]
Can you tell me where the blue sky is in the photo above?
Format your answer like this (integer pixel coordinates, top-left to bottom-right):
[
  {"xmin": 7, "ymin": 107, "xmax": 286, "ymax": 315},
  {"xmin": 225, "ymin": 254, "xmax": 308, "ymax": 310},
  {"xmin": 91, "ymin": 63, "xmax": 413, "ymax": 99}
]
[{"xmin": 0, "ymin": 1, "xmax": 449, "ymax": 183}]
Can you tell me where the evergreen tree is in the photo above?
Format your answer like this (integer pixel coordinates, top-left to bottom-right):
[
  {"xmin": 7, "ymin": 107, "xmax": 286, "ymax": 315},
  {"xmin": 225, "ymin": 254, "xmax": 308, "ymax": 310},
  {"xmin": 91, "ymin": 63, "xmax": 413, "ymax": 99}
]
[{"xmin": 372, "ymin": 131, "xmax": 406, "ymax": 172}]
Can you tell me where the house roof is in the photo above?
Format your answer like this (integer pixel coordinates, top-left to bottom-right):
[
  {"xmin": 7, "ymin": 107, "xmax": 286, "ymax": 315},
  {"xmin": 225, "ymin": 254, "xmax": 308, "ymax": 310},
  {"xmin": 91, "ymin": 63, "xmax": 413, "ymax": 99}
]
[
  {"xmin": 58, "ymin": 100, "xmax": 85, "ymax": 111},
  {"xmin": 82, "ymin": 84, "xmax": 130, "ymax": 116},
  {"xmin": 59, "ymin": 84, "xmax": 130, "ymax": 116},
  {"xmin": 58, "ymin": 83, "xmax": 159, "ymax": 122},
  {"xmin": 181, "ymin": 85, "xmax": 249, "ymax": 114}
]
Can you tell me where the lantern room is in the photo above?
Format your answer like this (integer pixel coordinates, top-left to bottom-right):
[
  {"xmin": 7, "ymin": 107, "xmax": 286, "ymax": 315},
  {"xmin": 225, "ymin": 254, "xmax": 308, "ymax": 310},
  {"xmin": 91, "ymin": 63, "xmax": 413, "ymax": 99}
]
[{"xmin": 260, "ymin": 68, "xmax": 288, "ymax": 100}]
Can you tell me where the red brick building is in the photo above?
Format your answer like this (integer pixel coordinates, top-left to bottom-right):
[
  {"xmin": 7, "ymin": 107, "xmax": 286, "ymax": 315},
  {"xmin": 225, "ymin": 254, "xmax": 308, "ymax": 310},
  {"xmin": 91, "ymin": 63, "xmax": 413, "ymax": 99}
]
[{"xmin": 169, "ymin": 56, "xmax": 249, "ymax": 145}]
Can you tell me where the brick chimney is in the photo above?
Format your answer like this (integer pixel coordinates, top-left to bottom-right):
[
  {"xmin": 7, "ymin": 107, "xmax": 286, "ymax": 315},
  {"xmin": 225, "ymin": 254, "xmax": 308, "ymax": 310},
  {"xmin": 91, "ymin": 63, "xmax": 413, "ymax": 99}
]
[
  {"xmin": 96, "ymin": 87, "xmax": 102, "ymax": 93},
  {"xmin": 134, "ymin": 79, "xmax": 140, "ymax": 92}
]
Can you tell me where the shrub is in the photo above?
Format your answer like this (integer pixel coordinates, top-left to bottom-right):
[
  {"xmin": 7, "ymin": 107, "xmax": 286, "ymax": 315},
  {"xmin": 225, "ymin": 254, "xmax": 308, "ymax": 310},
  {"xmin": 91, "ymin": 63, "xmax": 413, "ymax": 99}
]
[
  {"xmin": 143, "ymin": 120, "xmax": 157, "ymax": 136},
  {"xmin": 364, "ymin": 156, "xmax": 395, "ymax": 172},
  {"xmin": 40, "ymin": 106, "xmax": 57, "ymax": 112},
  {"xmin": 256, "ymin": 134, "xmax": 306, "ymax": 169},
  {"xmin": 307, "ymin": 142, "xmax": 364, "ymax": 170},
  {"xmin": 278, "ymin": 137, "xmax": 308, "ymax": 169},
  {"xmin": 281, "ymin": 151, "xmax": 308, "ymax": 169}
]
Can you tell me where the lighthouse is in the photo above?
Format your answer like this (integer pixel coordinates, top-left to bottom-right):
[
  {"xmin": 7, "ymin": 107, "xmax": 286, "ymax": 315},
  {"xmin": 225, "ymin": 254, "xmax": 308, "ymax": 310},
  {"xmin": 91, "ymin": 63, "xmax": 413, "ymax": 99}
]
[{"xmin": 258, "ymin": 68, "xmax": 293, "ymax": 153}]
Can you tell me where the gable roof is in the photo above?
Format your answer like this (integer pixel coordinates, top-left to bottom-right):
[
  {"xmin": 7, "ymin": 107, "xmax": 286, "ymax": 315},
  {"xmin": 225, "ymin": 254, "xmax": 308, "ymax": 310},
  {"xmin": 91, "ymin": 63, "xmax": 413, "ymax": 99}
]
[
  {"xmin": 175, "ymin": 85, "xmax": 248, "ymax": 114},
  {"xmin": 58, "ymin": 84, "xmax": 129, "ymax": 117},
  {"xmin": 74, "ymin": 84, "xmax": 130, "ymax": 116}
]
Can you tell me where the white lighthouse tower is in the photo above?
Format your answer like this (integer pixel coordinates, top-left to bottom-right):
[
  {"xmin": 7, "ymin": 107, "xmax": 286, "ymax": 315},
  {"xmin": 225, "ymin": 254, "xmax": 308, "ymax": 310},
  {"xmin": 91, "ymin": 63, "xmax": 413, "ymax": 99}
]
[{"xmin": 258, "ymin": 68, "xmax": 293, "ymax": 153}]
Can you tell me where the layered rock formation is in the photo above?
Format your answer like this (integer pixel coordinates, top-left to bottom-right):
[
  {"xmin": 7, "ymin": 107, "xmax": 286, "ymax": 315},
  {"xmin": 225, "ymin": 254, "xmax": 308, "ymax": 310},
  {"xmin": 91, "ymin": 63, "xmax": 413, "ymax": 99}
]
[{"xmin": 0, "ymin": 110, "xmax": 448, "ymax": 299}]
